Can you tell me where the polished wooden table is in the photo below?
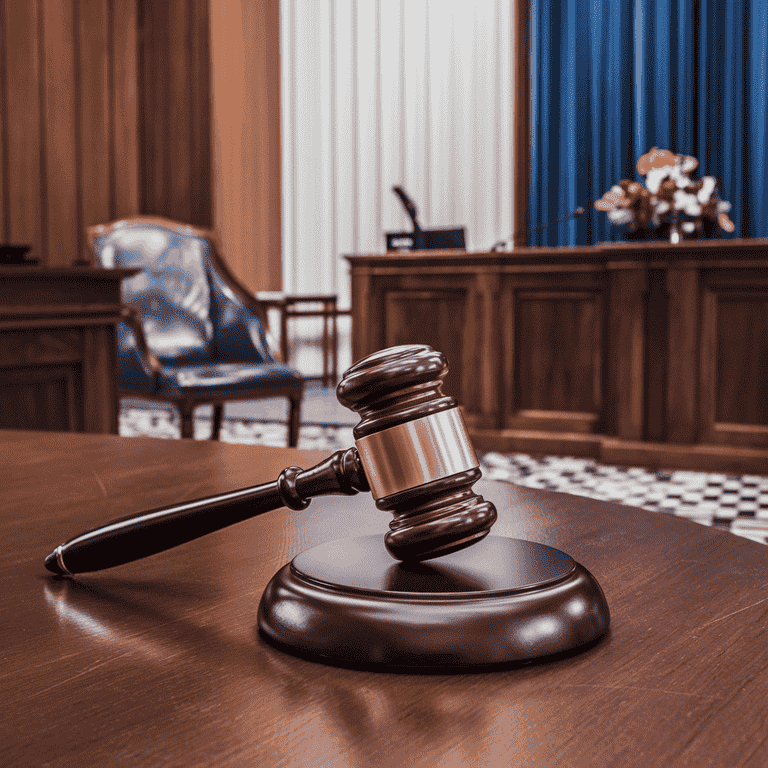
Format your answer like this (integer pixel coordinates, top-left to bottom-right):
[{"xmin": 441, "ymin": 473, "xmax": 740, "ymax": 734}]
[{"xmin": 3, "ymin": 430, "xmax": 768, "ymax": 767}]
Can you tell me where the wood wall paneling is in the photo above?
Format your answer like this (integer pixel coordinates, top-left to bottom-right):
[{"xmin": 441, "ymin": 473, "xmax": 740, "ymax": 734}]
[
  {"xmin": 383, "ymin": 288, "xmax": 467, "ymax": 402},
  {"xmin": 2, "ymin": 0, "xmax": 42, "ymax": 256},
  {"xmin": 210, "ymin": 0, "xmax": 282, "ymax": 293},
  {"xmin": 112, "ymin": 0, "xmax": 139, "ymax": 218},
  {"xmin": 139, "ymin": 0, "xmax": 211, "ymax": 228},
  {"xmin": 42, "ymin": 0, "xmax": 79, "ymax": 266},
  {"xmin": 77, "ymin": 0, "xmax": 112, "ymax": 257},
  {"xmin": 0, "ymin": 0, "xmax": 140, "ymax": 266}
]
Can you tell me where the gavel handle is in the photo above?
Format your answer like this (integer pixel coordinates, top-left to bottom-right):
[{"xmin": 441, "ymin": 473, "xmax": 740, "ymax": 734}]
[{"xmin": 44, "ymin": 448, "xmax": 368, "ymax": 575}]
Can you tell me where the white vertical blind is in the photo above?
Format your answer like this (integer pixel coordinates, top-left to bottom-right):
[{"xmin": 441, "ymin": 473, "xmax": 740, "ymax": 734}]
[{"xmin": 281, "ymin": 0, "xmax": 514, "ymax": 371}]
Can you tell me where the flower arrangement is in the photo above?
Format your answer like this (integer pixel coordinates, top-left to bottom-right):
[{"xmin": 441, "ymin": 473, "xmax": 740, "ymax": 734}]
[{"xmin": 595, "ymin": 147, "xmax": 735, "ymax": 241}]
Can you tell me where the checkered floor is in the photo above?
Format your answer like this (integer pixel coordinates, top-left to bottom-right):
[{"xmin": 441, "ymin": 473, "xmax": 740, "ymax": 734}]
[
  {"xmin": 120, "ymin": 406, "xmax": 768, "ymax": 547},
  {"xmin": 482, "ymin": 452, "xmax": 768, "ymax": 546}
]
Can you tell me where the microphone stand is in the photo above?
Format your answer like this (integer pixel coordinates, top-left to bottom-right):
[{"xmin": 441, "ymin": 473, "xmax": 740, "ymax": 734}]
[{"xmin": 490, "ymin": 206, "xmax": 586, "ymax": 251}]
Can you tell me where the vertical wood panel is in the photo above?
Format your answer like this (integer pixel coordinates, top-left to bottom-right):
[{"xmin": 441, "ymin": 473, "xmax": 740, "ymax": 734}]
[
  {"xmin": 78, "ymin": 0, "xmax": 112, "ymax": 258},
  {"xmin": 41, "ymin": 0, "xmax": 79, "ymax": 267},
  {"xmin": 476, "ymin": 272, "xmax": 502, "ymax": 428},
  {"xmin": 512, "ymin": 0, "xmax": 529, "ymax": 247},
  {"xmin": 3, "ymin": 0, "xmax": 43, "ymax": 256},
  {"xmin": 112, "ymin": 0, "xmax": 139, "ymax": 218},
  {"xmin": 1, "ymin": 0, "xmax": 139, "ymax": 265},
  {"xmin": 605, "ymin": 269, "xmax": 646, "ymax": 439},
  {"xmin": 139, "ymin": 0, "xmax": 210, "ymax": 227},
  {"xmin": 168, "ymin": 0, "xmax": 192, "ymax": 222},
  {"xmin": 189, "ymin": 0, "xmax": 211, "ymax": 227},
  {"xmin": 210, "ymin": 0, "xmax": 281, "ymax": 292},
  {"xmin": 666, "ymin": 268, "xmax": 700, "ymax": 443}
]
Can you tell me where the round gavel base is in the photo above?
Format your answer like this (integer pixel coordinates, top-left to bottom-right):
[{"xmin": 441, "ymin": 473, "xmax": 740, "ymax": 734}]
[{"xmin": 258, "ymin": 535, "xmax": 610, "ymax": 670}]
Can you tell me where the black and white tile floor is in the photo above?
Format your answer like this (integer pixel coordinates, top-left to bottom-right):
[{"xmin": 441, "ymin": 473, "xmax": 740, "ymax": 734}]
[
  {"xmin": 119, "ymin": 405, "xmax": 356, "ymax": 450},
  {"xmin": 482, "ymin": 452, "xmax": 768, "ymax": 546},
  {"xmin": 120, "ymin": 405, "xmax": 768, "ymax": 547}
]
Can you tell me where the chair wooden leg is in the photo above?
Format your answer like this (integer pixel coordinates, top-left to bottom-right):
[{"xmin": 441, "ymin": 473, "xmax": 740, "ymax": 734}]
[
  {"xmin": 211, "ymin": 403, "xmax": 224, "ymax": 440},
  {"xmin": 179, "ymin": 403, "xmax": 195, "ymax": 439},
  {"xmin": 287, "ymin": 395, "xmax": 302, "ymax": 447}
]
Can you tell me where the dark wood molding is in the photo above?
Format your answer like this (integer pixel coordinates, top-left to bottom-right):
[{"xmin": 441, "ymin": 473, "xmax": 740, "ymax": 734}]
[{"xmin": 512, "ymin": 0, "xmax": 530, "ymax": 248}]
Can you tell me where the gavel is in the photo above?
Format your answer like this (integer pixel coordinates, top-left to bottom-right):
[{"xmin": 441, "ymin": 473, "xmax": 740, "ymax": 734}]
[{"xmin": 44, "ymin": 345, "xmax": 498, "ymax": 575}]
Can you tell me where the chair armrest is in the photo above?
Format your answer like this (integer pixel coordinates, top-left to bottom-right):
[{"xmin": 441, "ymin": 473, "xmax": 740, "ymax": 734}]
[
  {"xmin": 216, "ymin": 298, "xmax": 281, "ymax": 364},
  {"xmin": 117, "ymin": 306, "xmax": 161, "ymax": 392},
  {"xmin": 208, "ymin": 266, "xmax": 283, "ymax": 364}
]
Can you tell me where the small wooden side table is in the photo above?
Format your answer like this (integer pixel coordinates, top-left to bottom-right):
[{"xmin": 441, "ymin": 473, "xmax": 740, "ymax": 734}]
[{"xmin": 256, "ymin": 292, "xmax": 347, "ymax": 386}]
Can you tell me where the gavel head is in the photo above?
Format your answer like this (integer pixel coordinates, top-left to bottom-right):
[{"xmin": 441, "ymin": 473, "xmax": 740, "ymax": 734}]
[{"xmin": 336, "ymin": 344, "xmax": 497, "ymax": 561}]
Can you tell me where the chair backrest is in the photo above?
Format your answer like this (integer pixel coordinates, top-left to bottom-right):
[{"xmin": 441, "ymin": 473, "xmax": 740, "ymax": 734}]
[
  {"xmin": 90, "ymin": 217, "xmax": 278, "ymax": 366},
  {"xmin": 91, "ymin": 218, "xmax": 215, "ymax": 365}
]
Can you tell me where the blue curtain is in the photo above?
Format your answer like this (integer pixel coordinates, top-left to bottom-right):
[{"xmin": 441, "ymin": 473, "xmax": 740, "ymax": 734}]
[{"xmin": 528, "ymin": 0, "xmax": 768, "ymax": 246}]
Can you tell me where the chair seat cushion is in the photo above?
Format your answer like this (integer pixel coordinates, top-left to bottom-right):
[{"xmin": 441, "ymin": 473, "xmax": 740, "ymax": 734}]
[{"xmin": 157, "ymin": 362, "xmax": 303, "ymax": 397}]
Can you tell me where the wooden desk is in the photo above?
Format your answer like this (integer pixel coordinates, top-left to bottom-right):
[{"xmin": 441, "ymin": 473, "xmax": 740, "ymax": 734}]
[
  {"xmin": 346, "ymin": 240, "xmax": 768, "ymax": 474},
  {"xmin": 3, "ymin": 430, "xmax": 768, "ymax": 766},
  {"xmin": 0, "ymin": 266, "xmax": 137, "ymax": 433}
]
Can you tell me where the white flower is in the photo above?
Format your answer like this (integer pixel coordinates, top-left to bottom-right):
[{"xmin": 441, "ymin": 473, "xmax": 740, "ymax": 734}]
[
  {"xmin": 717, "ymin": 200, "xmax": 731, "ymax": 212},
  {"xmin": 697, "ymin": 176, "xmax": 716, "ymax": 203},
  {"xmin": 672, "ymin": 167, "xmax": 690, "ymax": 188},
  {"xmin": 608, "ymin": 208, "xmax": 634, "ymax": 226},
  {"xmin": 673, "ymin": 190, "xmax": 702, "ymax": 216},
  {"xmin": 655, "ymin": 200, "xmax": 670, "ymax": 214},
  {"xmin": 644, "ymin": 168, "xmax": 666, "ymax": 194}
]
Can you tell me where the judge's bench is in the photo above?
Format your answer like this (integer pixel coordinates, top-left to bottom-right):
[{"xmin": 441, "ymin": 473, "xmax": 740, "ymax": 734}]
[{"xmin": 347, "ymin": 239, "xmax": 768, "ymax": 475}]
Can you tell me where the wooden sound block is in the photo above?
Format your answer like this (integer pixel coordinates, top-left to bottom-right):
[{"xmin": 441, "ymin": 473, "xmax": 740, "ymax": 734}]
[{"xmin": 258, "ymin": 535, "xmax": 610, "ymax": 670}]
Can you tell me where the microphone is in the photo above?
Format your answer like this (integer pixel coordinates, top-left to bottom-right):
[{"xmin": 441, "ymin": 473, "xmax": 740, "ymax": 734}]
[
  {"xmin": 490, "ymin": 206, "xmax": 586, "ymax": 251},
  {"xmin": 391, "ymin": 186, "xmax": 422, "ymax": 235},
  {"xmin": 44, "ymin": 345, "xmax": 497, "ymax": 574}
]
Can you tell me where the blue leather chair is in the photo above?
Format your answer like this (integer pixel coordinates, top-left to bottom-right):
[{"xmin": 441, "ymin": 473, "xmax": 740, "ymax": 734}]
[{"xmin": 88, "ymin": 217, "xmax": 304, "ymax": 444}]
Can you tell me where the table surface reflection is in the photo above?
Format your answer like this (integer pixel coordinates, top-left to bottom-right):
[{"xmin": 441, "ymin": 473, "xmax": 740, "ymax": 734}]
[{"xmin": 2, "ymin": 430, "xmax": 767, "ymax": 767}]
